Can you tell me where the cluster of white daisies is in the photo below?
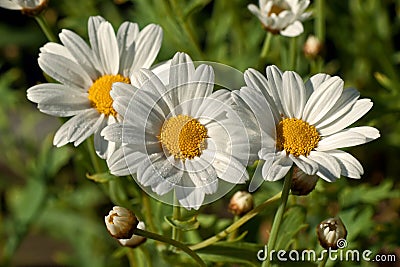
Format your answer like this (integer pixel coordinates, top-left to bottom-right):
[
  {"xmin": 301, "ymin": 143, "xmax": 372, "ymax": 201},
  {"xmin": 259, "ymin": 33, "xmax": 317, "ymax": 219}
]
[{"xmin": 26, "ymin": 3, "xmax": 379, "ymax": 210}]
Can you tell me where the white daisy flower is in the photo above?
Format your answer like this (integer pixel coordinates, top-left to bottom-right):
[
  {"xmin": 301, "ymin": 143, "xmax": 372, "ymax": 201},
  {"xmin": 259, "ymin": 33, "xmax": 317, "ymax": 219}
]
[
  {"xmin": 248, "ymin": 0, "xmax": 311, "ymax": 37},
  {"xmin": 234, "ymin": 65, "xmax": 380, "ymax": 182},
  {"xmin": 27, "ymin": 16, "xmax": 163, "ymax": 159},
  {"xmin": 0, "ymin": 0, "xmax": 48, "ymax": 15},
  {"xmin": 102, "ymin": 52, "xmax": 251, "ymax": 210}
]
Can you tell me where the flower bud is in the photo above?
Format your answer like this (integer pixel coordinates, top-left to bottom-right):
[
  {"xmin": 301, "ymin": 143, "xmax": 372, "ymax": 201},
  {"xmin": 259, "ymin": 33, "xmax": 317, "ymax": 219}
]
[
  {"xmin": 303, "ymin": 35, "xmax": 323, "ymax": 59},
  {"xmin": 316, "ymin": 217, "xmax": 347, "ymax": 249},
  {"xmin": 118, "ymin": 221, "xmax": 147, "ymax": 248},
  {"xmin": 0, "ymin": 0, "xmax": 50, "ymax": 16},
  {"xmin": 228, "ymin": 191, "xmax": 254, "ymax": 216},
  {"xmin": 291, "ymin": 166, "xmax": 319, "ymax": 196},
  {"xmin": 105, "ymin": 206, "xmax": 138, "ymax": 239}
]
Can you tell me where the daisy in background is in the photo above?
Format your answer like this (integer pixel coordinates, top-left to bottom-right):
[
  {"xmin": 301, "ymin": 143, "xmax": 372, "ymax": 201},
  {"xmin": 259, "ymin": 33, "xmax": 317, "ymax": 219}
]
[
  {"xmin": 248, "ymin": 0, "xmax": 311, "ymax": 37},
  {"xmin": 102, "ymin": 52, "xmax": 252, "ymax": 210},
  {"xmin": 0, "ymin": 0, "xmax": 48, "ymax": 15},
  {"xmin": 234, "ymin": 65, "xmax": 380, "ymax": 183},
  {"xmin": 27, "ymin": 16, "xmax": 163, "ymax": 159}
]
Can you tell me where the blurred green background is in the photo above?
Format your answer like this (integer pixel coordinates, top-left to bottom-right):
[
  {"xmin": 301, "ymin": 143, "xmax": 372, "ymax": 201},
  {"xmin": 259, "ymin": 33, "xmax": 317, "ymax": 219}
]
[{"xmin": 0, "ymin": 0, "xmax": 399, "ymax": 266}]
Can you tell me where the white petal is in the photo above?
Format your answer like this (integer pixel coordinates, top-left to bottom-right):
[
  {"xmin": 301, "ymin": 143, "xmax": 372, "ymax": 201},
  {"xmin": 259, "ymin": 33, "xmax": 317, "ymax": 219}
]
[
  {"xmin": 117, "ymin": 21, "xmax": 139, "ymax": 76},
  {"xmin": 328, "ymin": 150, "xmax": 364, "ymax": 179},
  {"xmin": 302, "ymin": 77, "xmax": 343, "ymax": 125},
  {"xmin": 280, "ymin": 20, "xmax": 304, "ymax": 37},
  {"xmin": 289, "ymin": 154, "xmax": 318, "ymax": 175},
  {"xmin": 304, "ymin": 73, "xmax": 331, "ymax": 95},
  {"xmin": 317, "ymin": 126, "xmax": 379, "ymax": 151},
  {"xmin": 281, "ymin": 71, "xmax": 306, "ymax": 118},
  {"xmin": 265, "ymin": 152, "xmax": 293, "ymax": 181},
  {"xmin": 185, "ymin": 158, "xmax": 218, "ymax": 195},
  {"xmin": 260, "ymin": 153, "xmax": 275, "ymax": 180},
  {"xmin": 265, "ymin": 65, "xmax": 286, "ymax": 115},
  {"xmin": 175, "ymin": 187, "xmax": 205, "ymax": 210},
  {"xmin": 203, "ymin": 150, "xmax": 248, "ymax": 184},
  {"xmin": 107, "ymin": 145, "xmax": 144, "ymax": 176},
  {"xmin": 308, "ymin": 151, "xmax": 341, "ymax": 182},
  {"xmin": 95, "ymin": 115, "xmax": 118, "ymax": 160},
  {"xmin": 168, "ymin": 52, "xmax": 195, "ymax": 105},
  {"xmin": 314, "ymin": 88, "xmax": 360, "ymax": 130},
  {"xmin": 53, "ymin": 109, "xmax": 102, "ymax": 147},
  {"xmin": 27, "ymin": 83, "xmax": 91, "ymax": 117},
  {"xmin": 318, "ymin": 99, "xmax": 373, "ymax": 136},
  {"xmin": 40, "ymin": 42, "xmax": 75, "ymax": 62},
  {"xmin": 88, "ymin": 16, "xmax": 106, "ymax": 72},
  {"xmin": 38, "ymin": 53, "xmax": 92, "ymax": 89},
  {"xmin": 97, "ymin": 22, "xmax": 119, "ymax": 75},
  {"xmin": 59, "ymin": 29, "xmax": 101, "ymax": 80},
  {"xmin": 130, "ymin": 24, "xmax": 163, "ymax": 72},
  {"xmin": 0, "ymin": 1, "xmax": 21, "ymax": 9}
]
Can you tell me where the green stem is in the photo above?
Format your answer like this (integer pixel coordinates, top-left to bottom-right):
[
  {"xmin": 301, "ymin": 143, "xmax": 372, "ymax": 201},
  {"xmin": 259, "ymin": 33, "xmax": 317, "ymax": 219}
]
[
  {"xmin": 172, "ymin": 194, "xmax": 182, "ymax": 241},
  {"xmin": 85, "ymin": 137, "xmax": 102, "ymax": 173},
  {"xmin": 260, "ymin": 32, "xmax": 273, "ymax": 60},
  {"xmin": 34, "ymin": 14, "xmax": 57, "ymax": 42},
  {"xmin": 318, "ymin": 251, "xmax": 328, "ymax": 267},
  {"xmin": 189, "ymin": 192, "xmax": 282, "ymax": 251},
  {"xmin": 169, "ymin": 0, "xmax": 204, "ymax": 59},
  {"xmin": 289, "ymin": 37, "xmax": 298, "ymax": 70},
  {"xmin": 141, "ymin": 190, "xmax": 158, "ymax": 233},
  {"xmin": 133, "ymin": 228, "xmax": 206, "ymax": 267},
  {"xmin": 315, "ymin": 0, "xmax": 325, "ymax": 41},
  {"xmin": 227, "ymin": 215, "xmax": 239, "ymax": 241},
  {"xmin": 262, "ymin": 171, "xmax": 293, "ymax": 267}
]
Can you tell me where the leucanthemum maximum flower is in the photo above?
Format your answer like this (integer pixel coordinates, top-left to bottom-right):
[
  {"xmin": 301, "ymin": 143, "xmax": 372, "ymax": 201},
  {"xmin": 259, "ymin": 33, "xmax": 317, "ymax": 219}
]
[
  {"xmin": 27, "ymin": 16, "xmax": 162, "ymax": 159},
  {"xmin": 0, "ymin": 0, "xmax": 48, "ymax": 15},
  {"xmin": 234, "ymin": 65, "xmax": 380, "ymax": 182},
  {"xmin": 102, "ymin": 52, "xmax": 251, "ymax": 210},
  {"xmin": 248, "ymin": 0, "xmax": 311, "ymax": 37}
]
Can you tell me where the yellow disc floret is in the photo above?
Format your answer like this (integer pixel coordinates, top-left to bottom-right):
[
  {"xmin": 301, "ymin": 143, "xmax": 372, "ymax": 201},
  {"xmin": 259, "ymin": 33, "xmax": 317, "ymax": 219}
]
[
  {"xmin": 276, "ymin": 118, "xmax": 320, "ymax": 157},
  {"xmin": 158, "ymin": 115, "xmax": 208, "ymax": 160},
  {"xmin": 88, "ymin": 74, "xmax": 130, "ymax": 117}
]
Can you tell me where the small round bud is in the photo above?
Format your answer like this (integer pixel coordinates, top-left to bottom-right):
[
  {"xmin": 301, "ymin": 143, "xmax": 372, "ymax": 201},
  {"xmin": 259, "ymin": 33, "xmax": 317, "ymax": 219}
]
[
  {"xmin": 316, "ymin": 217, "xmax": 347, "ymax": 249},
  {"xmin": 303, "ymin": 35, "xmax": 323, "ymax": 59},
  {"xmin": 228, "ymin": 191, "xmax": 254, "ymax": 216},
  {"xmin": 105, "ymin": 206, "xmax": 138, "ymax": 239},
  {"xmin": 291, "ymin": 166, "xmax": 319, "ymax": 196},
  {"xmin": 118, "ymin": 221, "xmax": 147, "ymax": 248}
]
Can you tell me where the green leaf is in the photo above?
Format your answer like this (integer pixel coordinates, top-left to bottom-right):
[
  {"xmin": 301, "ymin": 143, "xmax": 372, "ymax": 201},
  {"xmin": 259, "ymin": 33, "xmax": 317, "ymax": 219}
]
[
  {"xmin": 275, "ymin": 206, "xmax": 308, "ymax": 251},
  {"xmin": 86, "ymin": 172, "xmax": 116, "ymax": 183},
  {"xmin": 339, "ymin": 180, "xmax": 399, "ymax": 208},
  {"xmin": 183, "ymin": 0, "xmax": 212, "ymax": 19},
  {"xmin": 164, "ymin": 215, "xmax": 200, "ymax": 232},
  {"xmin": 7, "ymin": 178, "xmax": 45, "ymax": 224},
  {"xmin": 196, "ymin": 241, "xmax": 263, "ymax": 266}
]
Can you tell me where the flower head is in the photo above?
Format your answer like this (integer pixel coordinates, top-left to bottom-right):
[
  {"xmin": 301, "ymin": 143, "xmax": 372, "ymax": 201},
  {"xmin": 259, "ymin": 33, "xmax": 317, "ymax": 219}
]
[
  {"xmin": 248, "ymin": 0, "xmax": 311, "ymax": 37},
  {"xmin": 0, "ymin": 0, "xmax": 48, "ymax": 15},
  {"xmin": 27, "ymin": 16, "xmax": 162, "ymax": 159},
  {"xmin": 103, "ymin": 52, "xmax": 252, "ymax": 210},
  {"xmin": 234, "ymin": 65, "xmax": 380, "ymax": 183}
]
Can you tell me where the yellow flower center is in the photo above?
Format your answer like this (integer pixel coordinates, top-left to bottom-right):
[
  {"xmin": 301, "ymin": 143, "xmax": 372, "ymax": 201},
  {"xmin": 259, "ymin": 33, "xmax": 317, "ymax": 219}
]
[
  {"xmin": 158, "ymin": 115, "xmax": 208, "ymax": 160},
  {"xmin": 276, "ymin": 118, "xmax": 320, "ymax": 157},
  {"xmin": 88, "ymin": 74, "xmax": 130, "ymax": 117}
]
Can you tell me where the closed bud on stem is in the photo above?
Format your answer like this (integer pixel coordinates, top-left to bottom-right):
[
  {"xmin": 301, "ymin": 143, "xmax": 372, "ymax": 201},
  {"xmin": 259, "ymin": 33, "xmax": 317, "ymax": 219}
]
[
  {"xmin": 118, "ymin": 221, "xmax": 147, "ymax": 248},
  {"xmin": 303, "ymin": 35, "xmax": 323, "ymax": 59},
  {"xmin": 316, "ymin": 217, "xmax": 347, "ymax": 249},
  {"xmin": 291, "ymin": 166, "xmax": 319, "ymax": 195},
  {"xmin": 105, "ymin": 206, "xmax": 138, "ymax": 239},
  {"xmin": 228, "ymin": 191, "xmax": 254, "ymax": 216}
]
